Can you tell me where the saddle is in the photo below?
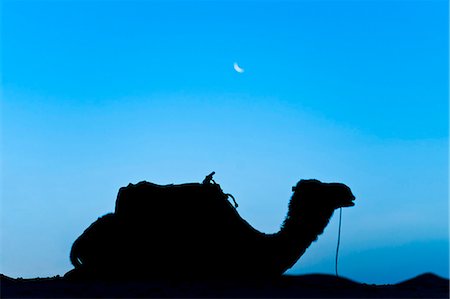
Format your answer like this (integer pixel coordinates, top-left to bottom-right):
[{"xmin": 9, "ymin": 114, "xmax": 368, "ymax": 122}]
[{"xmin": 114, "ymin": 172, "xmax": 238, "ymax": 220}]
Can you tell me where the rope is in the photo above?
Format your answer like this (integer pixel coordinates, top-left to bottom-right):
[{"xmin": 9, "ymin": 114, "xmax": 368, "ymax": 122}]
[
  {"xmin": 203, "ymin": 172, "xmax": 238, "ymax": 208},
  {"xmin": 335, "ymin": 207, "xmax": 342, "ymax": 277},
  {"xmin": 225, "ymin": 193, "xmax": 238, "ymax": 208}
]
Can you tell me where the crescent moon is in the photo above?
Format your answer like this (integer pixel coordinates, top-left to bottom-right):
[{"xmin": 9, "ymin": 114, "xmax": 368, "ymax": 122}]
[{"xmin": 233, "ymin": 62, "xmax": 244, "ymax": 73}]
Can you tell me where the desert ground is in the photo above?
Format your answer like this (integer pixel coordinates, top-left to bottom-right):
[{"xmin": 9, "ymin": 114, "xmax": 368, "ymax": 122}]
[{"xmin": 1, "ymin": 272, "xmax": 448, "ymax": 298}]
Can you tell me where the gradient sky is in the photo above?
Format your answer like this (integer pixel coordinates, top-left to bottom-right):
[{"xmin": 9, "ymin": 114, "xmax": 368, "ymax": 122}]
[{"xmin": 1, "ymin": 0, "xmax": 448, "ymax": 284}]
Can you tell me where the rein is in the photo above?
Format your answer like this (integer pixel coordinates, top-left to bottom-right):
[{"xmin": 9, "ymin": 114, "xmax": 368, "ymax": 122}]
[{"xmin": 335, "ymin": 207, "xmax": 343, "ymax": 277}]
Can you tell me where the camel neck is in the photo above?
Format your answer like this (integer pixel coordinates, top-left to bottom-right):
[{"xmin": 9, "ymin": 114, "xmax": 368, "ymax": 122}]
[{"xmin": 271, "ymin": 208, "xmax": 335, "ymax": 274}]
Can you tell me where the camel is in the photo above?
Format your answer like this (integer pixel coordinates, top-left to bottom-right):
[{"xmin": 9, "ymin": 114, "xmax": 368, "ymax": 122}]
[{"xmin": 66, "ymin": 173, "xmax": 355, "ymax": 280}]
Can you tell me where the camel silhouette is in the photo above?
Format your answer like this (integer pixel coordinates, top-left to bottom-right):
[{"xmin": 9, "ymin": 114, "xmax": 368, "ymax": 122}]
[{"xmin": 65, "ymin": 173, "xmax": 355, "ymax": 280}]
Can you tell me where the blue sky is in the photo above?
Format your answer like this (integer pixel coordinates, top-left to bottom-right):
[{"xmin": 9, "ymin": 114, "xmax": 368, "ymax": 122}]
[{"xmin": 1, "ymin": 0, "xmax": 448, "ymax": 284}]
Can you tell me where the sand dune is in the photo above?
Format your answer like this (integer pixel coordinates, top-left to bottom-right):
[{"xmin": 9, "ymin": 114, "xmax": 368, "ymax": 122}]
[{"xmin": 1, "ymin": 273, "xmax": 448, "ymax": 298}]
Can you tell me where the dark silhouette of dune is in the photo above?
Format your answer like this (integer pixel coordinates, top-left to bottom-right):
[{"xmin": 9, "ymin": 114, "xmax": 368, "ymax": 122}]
[
  {"xmin": 1, "ymin": 273, "xmax": 448, "ymax": 298},
  {"xmin": 398, "ymin": 272, "xmax": 448, "ymax": 287},
  {"xmin": 66, "ymin": 174, "xmax": 355, "ymax": 280}
]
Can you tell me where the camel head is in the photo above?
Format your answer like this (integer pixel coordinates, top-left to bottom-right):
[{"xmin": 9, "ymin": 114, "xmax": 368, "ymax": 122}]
[{"xmin": 291, "ymin": 179, "xmax": 356, "ymax": 214}]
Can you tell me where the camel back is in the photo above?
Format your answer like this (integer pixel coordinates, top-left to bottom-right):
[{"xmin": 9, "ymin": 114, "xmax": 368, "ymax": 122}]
[{"xmin": 114, "ymin": 181, "xmax": 233, "ymax": 220}]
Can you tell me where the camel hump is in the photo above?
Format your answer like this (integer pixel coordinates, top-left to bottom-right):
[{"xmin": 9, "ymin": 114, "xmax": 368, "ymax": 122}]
[{"xmin": 114, "ymin": 180, "xmax": 231, "ymax": 218}]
